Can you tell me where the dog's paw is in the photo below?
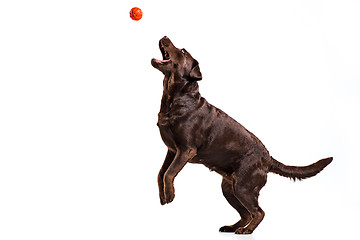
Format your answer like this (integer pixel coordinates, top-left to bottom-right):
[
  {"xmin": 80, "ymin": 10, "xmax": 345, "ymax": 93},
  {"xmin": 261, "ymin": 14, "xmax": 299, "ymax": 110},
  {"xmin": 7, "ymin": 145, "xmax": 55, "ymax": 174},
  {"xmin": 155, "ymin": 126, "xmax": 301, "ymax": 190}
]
[
  {"xmin": 219, "ymin": 225, "xmax": 236, "ymax": 232},
  {"xmin": 158, "ymin": 184, "xmax": 166, "ymax": 205},
  {"xmin": 164, "ymin": 191, "xmax": 175, "ymax": 204},
  {"xmin": 164, "ymin": 185, "xmax": 175, "ymax": 204},
  {"xmin": 235, "ymin": 227, "xmax": 253, "ymax": 235},
  {"xmin": 159, "ymin": 193, "xmax": 166, "ymax": 205}
]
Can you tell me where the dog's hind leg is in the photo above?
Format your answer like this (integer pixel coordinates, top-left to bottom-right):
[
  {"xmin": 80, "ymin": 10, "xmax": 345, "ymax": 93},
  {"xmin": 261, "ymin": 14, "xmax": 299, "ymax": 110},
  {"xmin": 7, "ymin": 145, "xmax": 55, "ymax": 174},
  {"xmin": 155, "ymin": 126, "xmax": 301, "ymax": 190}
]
[
  {"xmin": 232, "ymin": 161, "xmax": 267, "ymax": 234},
  {"xmin": 219, "ymin": 177, "xmax": 252, "ymax": 232}
]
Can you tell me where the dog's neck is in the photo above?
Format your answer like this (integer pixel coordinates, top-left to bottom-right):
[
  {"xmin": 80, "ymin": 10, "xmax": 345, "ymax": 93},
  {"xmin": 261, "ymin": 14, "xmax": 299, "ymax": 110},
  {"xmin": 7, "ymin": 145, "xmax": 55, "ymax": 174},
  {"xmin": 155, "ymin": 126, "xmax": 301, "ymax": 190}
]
[{"xmin": 160, "ymin": 73, "xmax": 201, "ymax": 114}]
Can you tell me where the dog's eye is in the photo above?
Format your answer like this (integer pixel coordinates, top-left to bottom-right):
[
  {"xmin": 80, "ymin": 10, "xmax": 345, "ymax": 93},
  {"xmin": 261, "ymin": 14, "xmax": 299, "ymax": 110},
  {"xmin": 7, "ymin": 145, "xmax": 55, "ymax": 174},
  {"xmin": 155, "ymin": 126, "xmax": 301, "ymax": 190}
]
[{"xmin": 181, "ymin": 49, "xmax": 186, "ymax": 54}]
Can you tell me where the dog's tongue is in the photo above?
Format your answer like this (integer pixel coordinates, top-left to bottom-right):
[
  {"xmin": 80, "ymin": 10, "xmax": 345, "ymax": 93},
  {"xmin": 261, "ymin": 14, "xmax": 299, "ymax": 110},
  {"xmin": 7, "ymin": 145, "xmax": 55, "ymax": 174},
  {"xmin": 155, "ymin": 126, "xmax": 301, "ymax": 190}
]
[
  {"xmin": 152, "ymin": 58, "xmax": 170, "ymax": 64},
  {"xmin": 151, "ymin": 58, "xmax": 167, "ymax": 68}
]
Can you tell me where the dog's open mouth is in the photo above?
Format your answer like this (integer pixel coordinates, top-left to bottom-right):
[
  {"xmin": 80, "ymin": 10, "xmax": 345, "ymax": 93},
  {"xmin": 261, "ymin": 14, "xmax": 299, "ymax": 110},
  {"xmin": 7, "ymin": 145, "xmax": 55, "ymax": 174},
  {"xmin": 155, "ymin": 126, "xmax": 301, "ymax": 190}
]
[
  {"xmin": 160, "ymin": 42, "xmax": 170, "ymax": 61},
  {"xmin": 151, "ymin": 41, "xmax": 171, "ymax": 68}
]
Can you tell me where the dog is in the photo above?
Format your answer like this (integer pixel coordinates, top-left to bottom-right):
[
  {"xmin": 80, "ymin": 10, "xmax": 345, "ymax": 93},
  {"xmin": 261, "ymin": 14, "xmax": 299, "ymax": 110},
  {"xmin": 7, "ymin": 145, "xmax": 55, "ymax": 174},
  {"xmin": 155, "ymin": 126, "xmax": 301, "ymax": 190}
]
[{"xmin": 151, "ymin": 36, "xmax": 332, "ymax": 234}]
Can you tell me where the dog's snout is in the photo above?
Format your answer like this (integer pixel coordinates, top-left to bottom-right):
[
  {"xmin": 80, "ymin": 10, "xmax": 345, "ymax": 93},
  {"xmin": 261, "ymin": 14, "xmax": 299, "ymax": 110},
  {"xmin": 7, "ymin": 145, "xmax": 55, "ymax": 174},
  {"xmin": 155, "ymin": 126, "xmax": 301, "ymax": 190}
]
[{"xmin": 160, "ymin": 36, "xmax": 171, "ymax": 47}]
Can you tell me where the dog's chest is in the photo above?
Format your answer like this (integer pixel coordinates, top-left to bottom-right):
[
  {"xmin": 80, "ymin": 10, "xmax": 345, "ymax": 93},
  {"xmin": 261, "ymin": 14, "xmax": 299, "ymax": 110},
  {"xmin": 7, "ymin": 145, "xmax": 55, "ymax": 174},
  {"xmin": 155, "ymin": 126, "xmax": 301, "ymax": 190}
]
[
  {"xmin": 157, "ymin": 88, "xmax": 201, "ymax": 150},
  {"xmin": 157, "ymin": 101, "xmax": 188, "ymax": 150},
  {"xmin": 157, "ymin": 116, "xmax": 176, "ymax": 151}
]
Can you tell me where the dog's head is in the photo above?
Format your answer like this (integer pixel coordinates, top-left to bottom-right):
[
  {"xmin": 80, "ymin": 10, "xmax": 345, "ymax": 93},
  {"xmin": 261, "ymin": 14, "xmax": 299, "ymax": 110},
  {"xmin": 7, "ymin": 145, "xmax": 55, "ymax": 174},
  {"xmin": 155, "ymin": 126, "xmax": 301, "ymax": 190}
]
[{"xmin": 151, "ymin": 36, "xmax": 202, "ymax": 81}]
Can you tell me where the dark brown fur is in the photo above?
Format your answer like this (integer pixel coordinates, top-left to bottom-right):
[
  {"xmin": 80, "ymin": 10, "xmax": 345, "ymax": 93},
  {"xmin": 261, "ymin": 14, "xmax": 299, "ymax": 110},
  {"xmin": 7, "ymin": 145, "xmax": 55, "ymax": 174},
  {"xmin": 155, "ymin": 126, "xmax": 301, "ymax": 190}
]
[{"xmin": 151, "ymin": 36, "xmax": 332, "ymax": 234}]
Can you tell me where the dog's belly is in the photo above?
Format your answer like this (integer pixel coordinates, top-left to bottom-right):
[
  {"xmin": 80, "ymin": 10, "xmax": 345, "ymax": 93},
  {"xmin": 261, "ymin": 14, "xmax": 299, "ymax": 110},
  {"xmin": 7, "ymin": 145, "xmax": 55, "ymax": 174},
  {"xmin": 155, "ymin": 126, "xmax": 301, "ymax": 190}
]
[
  {"xmin": 190, "ymin": 150, "xmax": 242, "ymax": 176},
  {"xmin": 189, "ymin": 147, "xmax": 243, "ymax": 177},
  {"xmin": 191, "ymin": 147, "xmax": 270, "ymax": 178},
  {"xmin": 189, "ymin": 156, "xmax": 235, "ymax": 176}
]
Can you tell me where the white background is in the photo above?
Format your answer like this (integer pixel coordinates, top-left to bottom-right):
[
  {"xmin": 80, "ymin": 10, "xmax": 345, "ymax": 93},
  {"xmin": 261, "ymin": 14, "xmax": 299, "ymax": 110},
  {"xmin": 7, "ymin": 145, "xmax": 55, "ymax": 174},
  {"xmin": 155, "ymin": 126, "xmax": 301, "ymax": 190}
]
[{"xmin": 1, "ymin": 0, "xmax": 359, "ymax": 239}]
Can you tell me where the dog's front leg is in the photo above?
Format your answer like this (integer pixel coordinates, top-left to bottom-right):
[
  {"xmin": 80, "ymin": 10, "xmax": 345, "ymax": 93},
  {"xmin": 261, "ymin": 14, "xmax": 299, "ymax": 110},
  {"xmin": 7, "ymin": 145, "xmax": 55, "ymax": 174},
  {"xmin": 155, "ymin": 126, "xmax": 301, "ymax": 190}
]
[
  {"xmin": 158, "ymin": 150, "xmax": 176, "ymax": 205},
  {"xmin": 163, "ymin": 148, "xmax": 197, "ymax": 204}
]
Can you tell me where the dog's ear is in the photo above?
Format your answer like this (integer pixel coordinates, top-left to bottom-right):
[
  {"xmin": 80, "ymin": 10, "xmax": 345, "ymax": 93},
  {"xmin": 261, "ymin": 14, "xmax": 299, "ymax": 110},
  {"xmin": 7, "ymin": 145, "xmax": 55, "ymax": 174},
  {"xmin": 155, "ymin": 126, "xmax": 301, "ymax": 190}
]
[{"xmin": 189, "ymin": 60, "xmax": 202, "ymax": 81}]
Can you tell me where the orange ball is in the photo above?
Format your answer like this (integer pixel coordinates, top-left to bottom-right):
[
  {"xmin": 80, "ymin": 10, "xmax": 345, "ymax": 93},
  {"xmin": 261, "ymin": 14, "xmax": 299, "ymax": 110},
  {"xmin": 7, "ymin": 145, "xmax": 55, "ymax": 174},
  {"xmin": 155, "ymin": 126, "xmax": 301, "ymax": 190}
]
[{"xmin": 130, "ymin": 7, "xmax": 143, "ymax": 21}]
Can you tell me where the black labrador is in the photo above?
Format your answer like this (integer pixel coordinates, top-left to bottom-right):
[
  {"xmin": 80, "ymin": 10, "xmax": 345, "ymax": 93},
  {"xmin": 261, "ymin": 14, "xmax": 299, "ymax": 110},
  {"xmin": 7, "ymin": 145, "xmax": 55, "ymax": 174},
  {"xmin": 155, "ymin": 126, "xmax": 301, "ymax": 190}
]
[{"xmin": 151, "ymin": 36, "xmax": 332, "ymax": 234}]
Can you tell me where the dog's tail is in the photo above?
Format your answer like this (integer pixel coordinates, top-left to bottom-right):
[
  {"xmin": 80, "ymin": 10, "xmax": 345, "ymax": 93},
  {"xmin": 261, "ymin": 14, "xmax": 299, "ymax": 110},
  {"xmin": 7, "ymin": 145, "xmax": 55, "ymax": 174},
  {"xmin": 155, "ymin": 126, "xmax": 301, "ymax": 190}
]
[{"xmin": 269, "ymin": 156, "xmax": 332, "ymax": 181}]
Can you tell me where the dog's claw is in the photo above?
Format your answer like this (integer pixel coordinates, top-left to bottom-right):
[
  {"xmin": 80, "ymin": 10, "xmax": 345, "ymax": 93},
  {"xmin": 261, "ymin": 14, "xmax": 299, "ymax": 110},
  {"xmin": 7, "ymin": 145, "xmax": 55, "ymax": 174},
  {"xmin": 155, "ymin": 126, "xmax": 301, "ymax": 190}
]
[
  {"xmin": 164, "ymin": 193, "xmax": 174, "ymax": 204},
  {"xmin": 163, "ymin": 184, "xmax": 175, "ymax": 204}
]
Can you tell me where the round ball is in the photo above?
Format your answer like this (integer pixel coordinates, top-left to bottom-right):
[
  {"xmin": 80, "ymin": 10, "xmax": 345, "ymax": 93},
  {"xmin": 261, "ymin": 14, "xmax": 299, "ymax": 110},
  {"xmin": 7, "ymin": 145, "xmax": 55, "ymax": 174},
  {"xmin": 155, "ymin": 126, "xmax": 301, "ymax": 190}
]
[{"xmin": 130, "ymin": 7, "xmax": 143, "ymax": 21}]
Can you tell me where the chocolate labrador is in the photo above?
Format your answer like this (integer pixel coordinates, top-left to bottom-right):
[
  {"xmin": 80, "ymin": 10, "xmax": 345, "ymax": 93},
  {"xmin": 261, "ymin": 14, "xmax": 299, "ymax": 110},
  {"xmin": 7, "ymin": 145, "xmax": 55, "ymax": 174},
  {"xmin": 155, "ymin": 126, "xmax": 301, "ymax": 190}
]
[{"xmin": 151, "ymin": 36, "xmax": 332, "ymax": 234}]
